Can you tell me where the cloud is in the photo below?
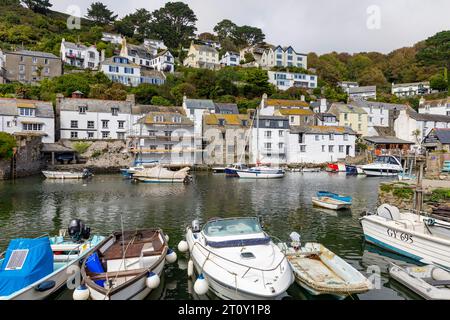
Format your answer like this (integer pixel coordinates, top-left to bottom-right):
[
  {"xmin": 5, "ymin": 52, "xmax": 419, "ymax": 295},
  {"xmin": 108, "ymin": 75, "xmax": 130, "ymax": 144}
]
[{"xmin": 51, "ymin": 0, "xmax": 450, "ymax": 54}]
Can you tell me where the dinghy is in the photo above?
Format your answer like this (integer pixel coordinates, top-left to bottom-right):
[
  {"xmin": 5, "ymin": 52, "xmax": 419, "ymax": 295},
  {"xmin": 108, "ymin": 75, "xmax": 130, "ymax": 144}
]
[
  {"xmin": 301, "ymin": 168, "xmax": 321, "ymax": 173},
  {"xmin": 279, "ymin": 234, "xmax": 372, "ymax": 299},
  {"xmin": 317, "ymin": 191, "xmax": 352, "ymax": 204},
  {"xmin": 360, "ymin": 204, "xmax": 450, "ymax": 269},
  {"xmin": 236, "ymin": 166, "xmax": 285, "ymax": 179},
  {"xmin": 0, "ymin": 220, "xmax": 103, "ymax": 300},
  {"xmin": 42, "ymin": 169, "xmax": 92, "ymax": 180},
  {"xmin": 133, "ymin": 165, "xmax": 192, "ymax": 183},
  {"xmin": 80, "ymin": 229, "xmax": 175, "ymax": 300},
  {"xmin": 389, "ymin": 264, "xmax": 450, "ymax": 300},
  {"xmin": 312, "ymin": 197, "xmax": 352, "ymax": 210},
  {"xmin": 177, "ymin": 217, "xmax": 294, "ymax": 300}
]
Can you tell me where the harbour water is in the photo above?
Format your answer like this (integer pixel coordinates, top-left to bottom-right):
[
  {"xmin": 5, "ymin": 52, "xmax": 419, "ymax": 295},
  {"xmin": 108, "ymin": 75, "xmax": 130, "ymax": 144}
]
[{"xmin": 0, "ymin": 172, "xmax": 422, "ymax": 300}]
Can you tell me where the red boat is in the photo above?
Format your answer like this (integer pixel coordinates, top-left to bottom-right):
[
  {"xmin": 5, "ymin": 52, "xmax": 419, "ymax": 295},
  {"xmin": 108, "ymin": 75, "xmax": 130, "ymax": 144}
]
[{"xmin": 327, "ymin": 163, "xmax": 339, "ymax": 172}]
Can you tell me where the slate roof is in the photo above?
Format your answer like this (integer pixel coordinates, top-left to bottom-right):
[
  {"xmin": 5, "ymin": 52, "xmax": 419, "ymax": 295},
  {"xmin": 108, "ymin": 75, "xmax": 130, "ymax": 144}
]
[
  {"xmin": 141, "ymin": 69, "xmax": 166, "ymax": 79},
  {"xmin": 132, "ymin": 105, "xmax": 185, "ymax": 116},
  {"xmin": 392, "ymin": 81, "xmax": 430, "ymax": 88},
  {"xmin": 184, "ymin": 99, "xmax": 216, "ymax": 110},
  {"xmin": 277, "ymin": 109, "xmax": 314, "ymax": 116},
  {"xmin": 192, "ymin": 44, "xmax": 218, "ymax": 54},
  {"xmin": 407, "ymin": 109, "xmax": 450, "ymax": 123},
  {"xmin": 329, "ymin": 103, "xmax": 368, "ymax": 115},
  {"xmin": 315, "ymin": 113, "xmax": 337, "ymax": 121},
  {"xmin": 419, "ymin": 98, "xmax": 450, "ymax": 109},
  {"xmin": 127, "ymin": 44, "xmax": 153, "ymax": 60},
  {"xmin": 348, "ymin": 86, "xmax": 376, "ymax": 94},
  {"xmin": 214, "ymin": 103, "xmax": 239, "ymax": 114},
  {"xmin": 204, "ymin": 114, "xmax": 250, "ymax": 126},
  {"xmin": 433, "ymin": 129, "xmax": 450, "ymax": 144},
  {"xmin": 363, "ymin": 136, "xmax": 415, "ymax": 145},
  {"xmin": 253, "ymin": 116, "xmax": 289, "ymax": 129},
  {"xmin": 139, "ymin": 112, "xmax": 193, "ymax": 125},
  {"xmin": 59, "ymin": 98, "xmax": 133, "ymax": 113},
  {"xmin": 266, "ymin": 99, "xmax": 309, "ymax": 108},
  {"xmin": 63, "ymin": 41, "xmax": 90, "ymax": 50},
  {"xmin": 0, "ymin": 98, "xmax": 54, "ymax": 118},
  {"xmin": 6, "ymin": 50, "xmax": 59, "ymax": 59},
  {"xmin": 290, "ymin": 125, "xmax": 356, "ymax": 135},
  {"xmin": 351, "ymin": 99, "xmax": 409, "ymax": 111}
]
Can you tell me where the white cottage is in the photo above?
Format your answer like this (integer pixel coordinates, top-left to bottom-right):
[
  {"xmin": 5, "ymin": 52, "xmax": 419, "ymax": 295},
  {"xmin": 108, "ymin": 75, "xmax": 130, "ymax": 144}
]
[{"xmin": 60, "ymin": 38, "xmax": 102, "ymax": 70}]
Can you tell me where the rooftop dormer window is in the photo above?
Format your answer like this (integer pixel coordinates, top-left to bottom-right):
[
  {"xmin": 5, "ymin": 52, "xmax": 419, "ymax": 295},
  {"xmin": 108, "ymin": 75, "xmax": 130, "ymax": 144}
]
[
  {"xmin": 154, "ymin": 115, "xmax": 164, "ymax": 122},
  {"xmin": 172, "ymin": 116, "xmax": 181, "ymax": 123},
  {"xmin": 111, "ymin": 107, "xmax": 119, "ymax": 116},
  {"xmin": 79, "ymin": 106, "xmax": 87, "ymax": 114},
  {"xmin": 218, "ymin": 119, "xmax": 226, "ymax": 126},
  {"xmin": 19, "ymin": 108, "xmax": 34, "ymax": 117}
]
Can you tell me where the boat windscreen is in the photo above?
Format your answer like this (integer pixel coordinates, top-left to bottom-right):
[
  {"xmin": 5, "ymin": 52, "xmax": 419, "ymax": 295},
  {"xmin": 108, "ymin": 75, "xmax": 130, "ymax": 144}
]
[{"xmin": 203, "ymin": 218, "xmax": 263, "ymax": 238}]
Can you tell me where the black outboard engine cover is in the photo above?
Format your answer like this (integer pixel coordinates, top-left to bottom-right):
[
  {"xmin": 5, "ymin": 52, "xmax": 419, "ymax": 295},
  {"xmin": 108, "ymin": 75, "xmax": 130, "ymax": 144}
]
[{"xmin": 68, "ymin": 219, "xmax": 91, "ymax": 242}]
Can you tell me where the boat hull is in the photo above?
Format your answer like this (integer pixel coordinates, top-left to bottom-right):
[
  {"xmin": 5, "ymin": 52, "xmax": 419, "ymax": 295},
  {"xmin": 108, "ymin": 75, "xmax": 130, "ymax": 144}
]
[
  {"xmin": 236, "ymin": 170, "xmax": 285, "ymax": 179},
  {"xmin": 360, "ymin": 215, "xmax": 450, "ymax": 269},
  {"xmin": 135, "ymin": 177, "xmax": 186, "ymax": 183},
  {"xmin": 42, "ymin": 171, "xmax": 85, "ymax": 179},
  {"xmin": 312, "ymin": 197, "xmax": 351, "ymax": 210},
  {"xmin": 363, "ymin": 169, "xmax": 402, "ymax": 177}
]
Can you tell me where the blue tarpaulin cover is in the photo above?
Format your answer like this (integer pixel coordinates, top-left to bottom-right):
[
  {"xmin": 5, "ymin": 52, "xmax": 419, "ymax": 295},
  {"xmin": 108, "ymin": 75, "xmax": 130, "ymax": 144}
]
[{"xmin": 0, "ymin": 238, "xmax": 53, "ymax": 297}]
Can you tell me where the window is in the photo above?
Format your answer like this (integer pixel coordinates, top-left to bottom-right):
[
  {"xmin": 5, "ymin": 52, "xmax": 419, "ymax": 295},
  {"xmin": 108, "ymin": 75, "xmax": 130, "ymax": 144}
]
[
  {"xmin": 44, "ymin": 58, "xmax": 49, "ymax": 65},
  {"xmin": 87, "ymin": 121, "xmax": 95, "ymax": 129},
  {"xmin": 278, "ymin": 143, "xmax": 284, "ymax": 150},
  {"xmin": 117, "ymin": 132, "xmax": 125, "ymax": 140},
  {"xmin": 343, "ymin": 134, "xmax": 348, "ymax": 141},
  {"xmin": 344, "ymin": 113, "xmax": 348, "ymax": 121},
  {"xmin": 164, "ymin": 144, "xmax": 173, "ymax": 151},
  {"xmin": 290, "ymin": 116, "xmax": 295, "ymax": 123},
  {"xmin": 265, "ymin": 120, "xmax": 270, "ymax": 126},
  {"xmin": 328, "ymin": 145, "xmax": 334, "ymax": 153},
  {"xmin": 111, "ymin": 107, "xmax": 119, "ymax": 116},
  {"xmin": 218, "ymin": 119, "xmax": 226, "ymax": 126},
  {"xmin": 339, "ymin": 145, "xmax": 344, "ymax": 153},
  {"xmin": 149, "ymin": 145, "xmax": 157, "ymax": 150},
  {"xmin": 79, "ymin": 106, "xmax": 87, "ymax": 114},
  {"xmin": 102, "ymin": 120, "xmax": 109, "ymax": 129},
  {"xmin": 329, "ymin": 133, "xmax": 334, "ymax": 141},
  {"xmin": 22, "ymin": 123, "xmax": 43, "ymax": 131},
  {"xmin": 154, "ymin": 115, "xmax": 164, "ymax": 122},
  {"xmin": 19, "ymin": 108, "xmax": 35, "ymax": 117},
  {"xmin": 71, "ymin": 120, "xmax": 78, "ymax": 128},
  {"xmin": 358, "ymin": 124, "xmax": 362, "ymax": 131},
  {"xmin": 164, "ymin": 131, "xmax": 172, "ymax": 137},
  {"xmin": 380, "ymin": 118, "xmax": 384, "ymax": 125},
  {"xmin": 278, "ymin": 121, "xmax": 284, "ymax": 127},
  {"xmin": 369, "ymin": 116, "xmax": 373, "ymax": 123},
  {"xmin": 102, "ymin": 131, "xmax": 109, "ymax": 139},
  {"xmin": 32, "ymin": 57, "xmax": 37, "ymax": 63},
  {"xmin": 70, "ymin": 131, "xmax": 78, "ymax": 139},
  {"xmin": 148, "ymin": 130, "xmax": 156, "ymax": 136},
  {"xmin": 264, "ymin": 143, "xmax": 272, "ymax": 150},
  {"xmin": 322, "ymin": 145, "xmax": 325, "ymax": 152},
  {"xmin": 87, "ymin": 132, "xmax": 94, "ymax": 139},
  {"xmin": 242, "ymin": 120, "xmax": 248, "ymax": 126},
  {"xmin": 315, "ymin": 135, "xmax": 319, "ymax": 141},
  {"xmin": 118, "ymin": 121, "xmax": 125, "ymax": 129},
  {"xmin": 20, "ymin": 56, "xmax": 24, "ymax": 62},
  {"xmin": 19, "ymin": 65, "xmax": 25, "ymax": 73},
  {"xmin": 264, "ymin": 131, "xmax": 272, "ymax": 138},
  {"xmin": 298, "ymin": 133, "xmax": 304, "ymax": 144},
  {"xmin": 279, "ymin": 130, "xmax": 284, "ymax": 137},
  {"xmin": 173, "ymin": 116, "xmax": 181, "ymax": 123}
]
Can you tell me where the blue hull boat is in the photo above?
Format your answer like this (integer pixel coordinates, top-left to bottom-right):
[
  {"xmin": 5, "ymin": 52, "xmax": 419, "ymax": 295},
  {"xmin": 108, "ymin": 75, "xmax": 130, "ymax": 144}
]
[{"xmin": 317, "ymin": 191, "xmax": 352, "ymax": 204}]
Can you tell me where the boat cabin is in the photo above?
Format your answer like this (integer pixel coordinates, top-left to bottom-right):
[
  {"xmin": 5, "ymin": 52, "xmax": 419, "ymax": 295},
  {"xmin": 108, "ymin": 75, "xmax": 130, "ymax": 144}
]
[{"xmin": 374, "ymin": 155, "xmax": 401, "ymax": 166}]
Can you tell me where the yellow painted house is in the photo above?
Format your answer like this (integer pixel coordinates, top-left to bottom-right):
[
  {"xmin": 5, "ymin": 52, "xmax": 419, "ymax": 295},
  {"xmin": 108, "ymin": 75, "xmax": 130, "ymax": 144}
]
[
  {"xmin": 183, "ymin": 42, "xmax": 220, "ymax": 70},
  {"xmin": 328, "ymin": 103, "xmax": 368, "ymax": 136}
]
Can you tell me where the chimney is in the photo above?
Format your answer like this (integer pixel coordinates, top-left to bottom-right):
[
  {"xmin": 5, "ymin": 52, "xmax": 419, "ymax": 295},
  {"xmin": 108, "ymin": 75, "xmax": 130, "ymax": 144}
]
[
  {"xmin": 126, "ymin": 94, "xmax": 135, "ymax": 105},
  {"xmin": 100, "ymin": 49, "xmax": 105, "ymax": 62},
  {"xmin": 183, "ymin": 95, "xmax": 187, "ymax": 105},
  {"xmin": 419, "ymin": 97, "xmax": 425, "ymax": 107},
  {"xmin": 300, "ymin": 95, "xmax": 305, "ymax": 102},
  {"xmin": 320, "ymin": 98, "xmax": 327, "ymax": 113},
  {"xmin": 71, "ymin": 91, "xmax": 84, "ymax": 99}
]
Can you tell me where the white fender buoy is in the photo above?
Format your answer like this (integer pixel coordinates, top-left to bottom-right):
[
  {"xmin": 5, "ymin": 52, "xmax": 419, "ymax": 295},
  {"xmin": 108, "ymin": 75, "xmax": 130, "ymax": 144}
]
[
  {"xmin": 187, "ymin": 260, "xmax": 194, "ymax": 277},
  {"xmin": 177, "ymin": 240, "xmax": 189, "ymax": 253},
  {"xmin": 178, "ymin": 259, "xmax": 187, "ymax": 270},
  {"xmin": 165, "ymin": 234, "xmax": 170, "ymax": 242},
  {"xmin": 194, "ymin": 273, "xmax": 209, "ymax": 295},
  {"xmin": 73, "ymin": 285, "xmax": 90, "ymax": 300},
  {"xmin": 146, "ymin": 272, "xmax": 160, "ymax": 289},
  {"xmin": 166, "ymin": 248, "xmax": 177, "ymax": 264}
]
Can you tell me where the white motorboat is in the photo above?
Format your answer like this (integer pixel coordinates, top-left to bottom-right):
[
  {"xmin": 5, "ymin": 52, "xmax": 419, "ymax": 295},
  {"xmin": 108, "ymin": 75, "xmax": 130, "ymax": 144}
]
[
  {"xmin": 42, "ymin": 169, "xmax": 92, "ymax": 180},
  {"xmin": 279, "ymin": 235, "xmax": 372, "ymax": 299},
  {"xmin": 389, "ymin": 264, "xmax": 450, "ymax": 300},
  {"xmin": 237, "ymin": 166, "xmax": 285, "ymax": 179},
  {"xmin": 80, "ymin": 229, "xmax": 175, "ymax": 300},
  {"xmin": 178, "ymin": 217, "xmax": 294, "ymax": 300},
  {"xmin": 312, "ymin": 197, "xmax": 352, "ymax": 210},
  {"xmin": 360, "ymin": 204, "xmax": 450, "ymax": 269},
  {"xmin": 133, "ymin": 165, "xmax": 192, "ymax": 183},
  {"xmin": 361, "ymin": 155, "xmax": 403, "ymax": 177},
  {"xmin": 0, "ymin": 220, "xmax": 103, "ymax": 300},
  {"xmin": 301, "ymin": 168, "xmax": 321, "ymax": 173}
]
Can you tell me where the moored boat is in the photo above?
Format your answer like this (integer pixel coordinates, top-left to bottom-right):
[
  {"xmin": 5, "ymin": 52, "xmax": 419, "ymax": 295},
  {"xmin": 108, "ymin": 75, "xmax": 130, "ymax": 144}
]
[
  {"xmin": 360, "ymin": 204, "xmax": 450, "ymax": 269},
  {"xmin": 133, "ymin": 165, "xmax": 192, "ymax": 183},
  {"xmin": 177, "ymin": 217, "xmax": 294, "ymax": 300},
  {"xmin": 236, "ymin": 166, "xmax": 285, "ymax": 179},
  {"xmin": 361, "ymin": 155, "xmax": 403, "ymax": 177},
  {"xmin": 279, "ymin": 234, "xmax": 372, "ymax": 299},
  {"xmin": 312, "ymin": 197, "xmax": 352, "ymax": 210},
  {"xmin": 80, "ymin": 228, "xmax": 176, "ymax": 300},
  {"xmin": 42, "ymin": 169, "xmax": 92, "ymax": 180},
  {"xmin": 389, "ymin": 264, "xmax": 450, "ymax": 300},
  {"xmin": 317, "ymin": 191, "xmax": 352, "ymax": 204},
  {"xmin": 0, "ymin": 220, "xmax": 103, "ymax": 300},
  {"xmin": 225, "ymin": 163, "xmax": 248, "ymax": 177}
]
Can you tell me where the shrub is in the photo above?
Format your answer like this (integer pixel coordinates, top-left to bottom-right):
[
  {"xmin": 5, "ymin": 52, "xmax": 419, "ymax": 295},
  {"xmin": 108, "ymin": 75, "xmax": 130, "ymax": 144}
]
[
  {"xmin": 0, "ymin": 132, "xmax": 16, "ymax": 159},
  {"xmin": 428, "ymin": 188, "xmax": 450, "ymax": 202},
  {"xmin": 392, "ymin": 187, "xmax": 414, "ymax": 199},
  {"xmin": 91, "ymin": 150, "xmax": 103, "ymax": 158},
  {"xmin": 72, "ymin": 141, "xmax": 91, "ymax": 154}
]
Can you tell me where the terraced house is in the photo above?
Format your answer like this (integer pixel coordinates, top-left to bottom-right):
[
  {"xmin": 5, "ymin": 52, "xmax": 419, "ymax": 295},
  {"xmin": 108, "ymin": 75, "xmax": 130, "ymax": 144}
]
[
  {"xmin": 4, "ymin": 50, "xmax": 62, "ymax": 84},
  {"xmin": 260, "ymin": 45, "xmax": 308, "ymax": 69},
  {"xmin": 60, "ymin": 38, "xmax": 102, "ymax": 70},
  {"xmin": 268, "ymin": 71, "xmax": 317, "ymax": 91},
  {"xmin": 202, "ymin": 113, "xmax": 251, "ymax": 165},
  {"xmin": 418, "ymin": 97, "xmax": 450, "ymax": 116},
  {"xmin": 128, "ymin": 107, "xmax": 195, "ymax": 165},
  {"xmin": 0, "ymin": 98, "xmax": 55, "ymax": 143},
  {"xmin": 183, "ymin": 42, "xmax": 220, "ymax": 70},
  {"xmin": 328, "ymin": 103, "xmax": 369, "ymax": 136}
]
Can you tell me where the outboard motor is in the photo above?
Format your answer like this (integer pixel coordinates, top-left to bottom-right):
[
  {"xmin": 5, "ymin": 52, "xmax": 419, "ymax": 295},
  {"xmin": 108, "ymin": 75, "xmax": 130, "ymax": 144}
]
[
  {"xmin": 192, "ymin": 220, "xmax": 200, "ymax": 233},
  {"xmin": 68, "ymin": 219, "xmax": 91, "ymax": 242},
  {"xmin": 289, "ymin": 232, "xmax": 301, "ymax": 251},
  {"xmin": 82, "ymin": 168, "xmax": 92, "ymax": 179}
]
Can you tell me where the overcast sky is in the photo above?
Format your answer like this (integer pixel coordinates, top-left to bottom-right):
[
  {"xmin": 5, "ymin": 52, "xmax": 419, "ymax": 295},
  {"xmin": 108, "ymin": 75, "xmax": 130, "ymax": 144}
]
[{"xmin": 51, "ymin": 0, "xmax": 450, "ymax": 54}]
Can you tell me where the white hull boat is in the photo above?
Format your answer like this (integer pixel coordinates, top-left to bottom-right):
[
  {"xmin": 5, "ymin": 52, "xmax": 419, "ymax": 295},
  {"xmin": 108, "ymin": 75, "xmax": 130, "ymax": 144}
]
[
  {"xmin": 180, "ymin": 217, "xmax": 294, "ymax": 300},
  {"xmin": 301, "ymin": 168, "xmax": 321, "ymax": 173},
  {"xmin": 312, "ymin": 197, "xmax": 351, "ymax": 210},
  {"xmin": 81, "ymin": 229, "xmax": 174, "ymax": 300},
  {"xmin": 236, "ymin": 167, "xmax": 285, "ymax": 179},
  {"xmin": 0, "ymin": 220, "xmax": 103, "ymax": 300},
  {"xmin": 360, "ymin": 204, "xmax": 450, "ymax": 269},
  {"xmin": 42, "ymin": 169, "xmax": 92, "ymax": 180},
  {"xmin": 133, "ymin": 165, "xmax": 191, "ymax": 184},
  {"xmin": 279, "ymin": 242, "xmax": 372, "ymax": 299},
  {"xmin": 362, "ymin": 155, "xmax": 403, "ymax": 177},
  {"xmin": 389, "ymin": 264, "xmax": 450, "ymax": 300}
]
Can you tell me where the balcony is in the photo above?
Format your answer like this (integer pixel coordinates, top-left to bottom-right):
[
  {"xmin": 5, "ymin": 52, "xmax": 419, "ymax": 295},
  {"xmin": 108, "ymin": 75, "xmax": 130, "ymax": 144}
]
[{"xmin": 66, "ymin": 52, "xmax": 84, "ymax": 60}]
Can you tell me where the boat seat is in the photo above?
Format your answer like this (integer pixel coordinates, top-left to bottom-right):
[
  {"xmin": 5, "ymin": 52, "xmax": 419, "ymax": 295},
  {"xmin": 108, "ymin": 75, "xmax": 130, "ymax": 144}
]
[
  {"xmin": 101, "ymin": 239, "xmax": 164, "ymax": 260},
  {"xmin": 422, "ymin": 278, "xmax": 450, "ymax": 287}
]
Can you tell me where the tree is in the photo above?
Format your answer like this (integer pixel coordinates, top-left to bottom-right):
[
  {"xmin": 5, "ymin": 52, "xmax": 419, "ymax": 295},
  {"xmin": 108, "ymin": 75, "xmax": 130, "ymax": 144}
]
[
  {"xmin": 0, "ymin": 132, "xmax": 16, "ymax": 159},
  {"xmin": 149, "ymin": 2, "xmax": 197, "ymax": 49},
  {"xmin": 1, "ymin": 0, "xmax": 20, "ymax": 6},
  {"xmin": 21, "ymin": 0, "xmax": 52, "ymax": 14},
  {"xmin": 151, "ymin": 96, "xmax": 172, "ymax": 106},
  {"xmin": 86, "ymin": 2, "xmax": 118, "ymax": 25},
  {"xmin": 232, "ymin": 25, "xmax": 265, "ymax": 47},
  {"xmin": 430, "ymin": 72, "xmax": 448, "ymax": 91},
  {"xmin": 213, "ymin": 19, "xmax": 237, "ymax": 41},
  {"xmin": 416, "ymin": 31, "xmax": 450, "ymax": 90},
  {"xmin": 115, "ymin": 8, "xmax": 152, "ymax": 40}
]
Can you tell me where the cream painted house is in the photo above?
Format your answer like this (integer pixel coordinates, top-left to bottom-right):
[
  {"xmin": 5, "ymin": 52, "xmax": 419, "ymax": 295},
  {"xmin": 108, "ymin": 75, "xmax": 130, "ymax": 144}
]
[
  {"xmin": 328, "ymin": 103, "xmax": 369, "ymax": 136},
  {"xmin": 183, "ymin": 42, "xmax": 220, "ymax": 70}
]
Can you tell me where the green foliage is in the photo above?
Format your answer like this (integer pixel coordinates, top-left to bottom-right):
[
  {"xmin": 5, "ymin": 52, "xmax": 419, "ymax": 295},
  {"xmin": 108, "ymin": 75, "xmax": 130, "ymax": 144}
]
[
  {"xmin": 430, "ymin": 72, "xmax": 448, "ymax": 91},
  {"xmin": 86, "ymin": 2, "xmax": 118, "ymax": 25},
  {"xmin": 21, "ymin": 0, "xmax": 52, "ymax": 14},
  {"xmin": 392, "ymin": 187, "xmax": 414, "ymax": 199},
  {"xmin": 0, "ymin": 132, "xmax": 16, "ymax": 159},
  {"xmin": 91, "ymin": 150, "xmax": 103, "ymax": 158},
  {"xmin": 151, "ymin": 96, "xmax": 172, "ymax": 106},
  {"xmin": 428, "ymin": 188, "xmax": 450, "ymax": 202},
  {"xmin": 72, "ymin": 142, "xmax": 91, "ymax": 154},
  {"xmin": 380, "ymin": 183, "xmax": 393, "ymax": 193},
  {"xmin": 244, "ymin": 52, "xmax": 255, "ymax": 63}
]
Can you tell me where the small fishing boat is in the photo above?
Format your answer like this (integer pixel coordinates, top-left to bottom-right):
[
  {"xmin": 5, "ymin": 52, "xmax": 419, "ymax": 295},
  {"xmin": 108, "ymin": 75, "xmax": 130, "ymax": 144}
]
[
  {"xmin": 80, "ymin": 228, "xmax": 176, "ymax": 300},
  {"xmin": 301, "ymin": 168, "xmax": 321, "ymax": 173},
  {"xmin": 398, "ymin": 173, "xmax": 417, "ymax": 181},
  {"xmin": 224, "ymin": 163, "xmax": 248, "ymax": 177},
  {"xmin": 177, "ymin": 217, "xmax": 294, "ymax": 300},
  {"xmin": 0, "ymin": 220, "xmax": 103, "ymax": 300},
  {"xmin": 389, "ymin": 264, "xmax": 450, "ymax": 300},
  {"xmin": 346, "ymin": 165, "xmax": 364, "ymax": 175},
  {"xmin": 120, "ymin": 165, "xmax": 146, "ymax": 178},
  {"xmin": 317, "ymin": 191, "xmax": 352, "ymax": 204},
  {"xmin": 326, "ymin": 163, "xmax": 346, "ymax": 173},
  {"xmin": 133, "ymin": 165, "xmax": 192, "ymax": 183},
  {"xmin": 279, "ymin": 233, "xmax": 372, "ymax": 299},
  {"xmin": 42, "ymin": 169, "xmax": 92, "ymax": 180},
  {"xmin": 312, "ymin": 197, "xmax": 352, "ymax": 210},
  {"xmin": 236, "ymin": 166, "xmax": 285, "ymax": 179},
  {"xmin": 212, "ymin": 167, "xmax": 226, "ymax": 173},
  {"xmin": 360, "ymin": 204, "xmax": 450, "ymax": 269},
  {"xmin": 361, "ymin": 155, "xmax": 403, "ymax": 177}
]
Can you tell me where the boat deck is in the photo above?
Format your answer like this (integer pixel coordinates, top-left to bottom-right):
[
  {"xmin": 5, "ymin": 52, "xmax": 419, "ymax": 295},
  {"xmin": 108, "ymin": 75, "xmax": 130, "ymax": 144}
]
[{"xmin": 290, "ymin": 256, "xmax": 343, "ymax": 285}]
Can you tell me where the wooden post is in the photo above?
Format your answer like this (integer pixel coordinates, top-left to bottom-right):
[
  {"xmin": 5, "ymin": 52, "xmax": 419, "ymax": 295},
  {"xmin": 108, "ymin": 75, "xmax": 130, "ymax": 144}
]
[
  {"xmin": 51, "ymin": 152, "xmax": 55, "ymax": 165},
  {"xmin": 415, "ymin": 158, "xmax": 425, "ymax": 214}
]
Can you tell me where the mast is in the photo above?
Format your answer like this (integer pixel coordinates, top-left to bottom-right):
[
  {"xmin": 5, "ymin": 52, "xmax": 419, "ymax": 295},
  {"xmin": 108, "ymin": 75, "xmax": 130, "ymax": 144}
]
[{"xmin": 256, "ymin": 106, "xmax": 260, "ymax": 165}]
